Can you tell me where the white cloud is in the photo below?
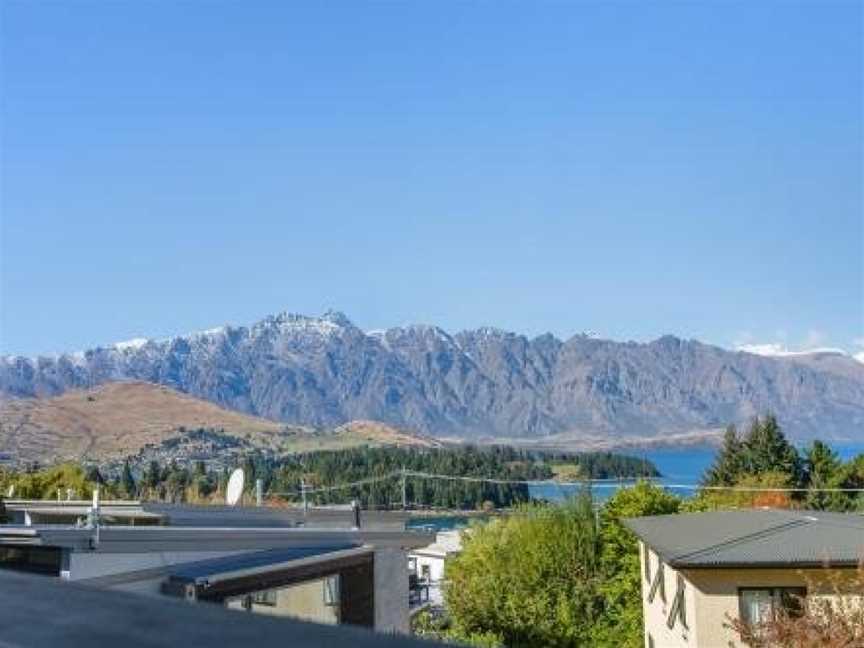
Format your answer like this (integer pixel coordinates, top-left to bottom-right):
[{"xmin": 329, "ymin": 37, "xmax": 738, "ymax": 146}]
[{"xmin": 853, "ymin": 338, "xmax": 864, "ymax": 364}]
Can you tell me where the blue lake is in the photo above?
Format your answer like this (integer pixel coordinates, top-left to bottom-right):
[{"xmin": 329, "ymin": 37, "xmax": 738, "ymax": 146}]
[
  {"xmin": 530, "ymin": 442, "xmax": 864, "ymax": 503},
  {"xmin": 406, "ymin": 442, "xmax": 864, "ymax": 526}
]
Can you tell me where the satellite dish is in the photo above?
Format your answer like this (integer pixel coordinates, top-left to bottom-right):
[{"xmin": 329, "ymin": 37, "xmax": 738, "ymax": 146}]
[{"xmin": 226, "ymin": 468, "xmax": 245, "ymax": 506}]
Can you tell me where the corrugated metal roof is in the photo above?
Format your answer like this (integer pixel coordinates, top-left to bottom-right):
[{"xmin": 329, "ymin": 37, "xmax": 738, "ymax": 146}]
[
  {"xmin": 167, "ymin": 545, "xmax": 360, "ymax": 584},
  {"xmin": 624, "ymin": 510, "xmax": 864, "ymax": 568}
]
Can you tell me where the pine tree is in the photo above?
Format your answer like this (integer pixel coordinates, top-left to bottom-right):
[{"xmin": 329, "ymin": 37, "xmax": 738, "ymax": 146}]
[
  {"xmin": 121, "ymin": 461, "xmax": 137, "ymax": 498},
  {"xmin": 742, "ymin": 415, "xmax": 803, "ymax": 486},
  {"xmin": 702, "ymin": 425, "xmax": 744, "ymax": 486},
  {"xmin": 804, "ymin": 440, "xmax": 842, "ymax": 510}
]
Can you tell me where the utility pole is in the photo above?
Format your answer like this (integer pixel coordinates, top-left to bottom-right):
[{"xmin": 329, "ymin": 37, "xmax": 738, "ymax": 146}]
[
  {"xmin": 401, "ymin": 467, "xmax": 407, "ymax": 511},
  {"xmin": 255, "ymin": 479, "xmax": 263, "ymax": 507},
  {"xmin": 300, "ymin": 478, "xmax": 308, "ymax": 514},
  {"xmin": 89, "ymin": 487, "xmax": 101, "ymax": 549}
]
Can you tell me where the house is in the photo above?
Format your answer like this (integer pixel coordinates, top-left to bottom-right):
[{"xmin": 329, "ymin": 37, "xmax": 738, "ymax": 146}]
[
  {"xmin": 409, "ymin": 529, "xmax": 463, "ymax": 583},
  {"xmin": 3, "ymin": 569, "xmax": 451, "ymax": 648},
  {"xmin": 624, "ymin": 510, "xmax": 864, "ymax": 648},
  {"xmin": 408, "ymin": 528, "xmax": 463, "ymax": 609},
  {"xmin": 0, "ymin": 509, "xmax": 432, "ymax": 634}
]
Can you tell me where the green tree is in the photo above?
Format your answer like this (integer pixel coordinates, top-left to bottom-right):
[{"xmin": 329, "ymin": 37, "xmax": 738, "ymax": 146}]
[
  {"xmin": 803, "ymin": 441, "xmax": 842, "ymax": 510},
  {"xmin": 741, "ymin": 415, "xmax": 803, "ymax": 486},
  {"xmin": 702, "ymin": 425, "xmax": 744, "ymax": 486},
  {"xmin": 703, "ymin": 416, "xmax": 803, "ymax": 490},
  {"xmin": 834, "ymin": 453, "xmax": 864, "ymax": 512},
  {"xmin": 121, "ymin": 461, "xmax": 137, "ymax": 499},
  {"xmin": 143, "ymin": 460, "xmax": 161, "ymax": 493},
  {"xmin": 445, "ymin": 495, "xmax": 602, "ymax": 647},
  {"xmin": 593, "ymin": 482, "xmax": 681, "ymax": 647}
]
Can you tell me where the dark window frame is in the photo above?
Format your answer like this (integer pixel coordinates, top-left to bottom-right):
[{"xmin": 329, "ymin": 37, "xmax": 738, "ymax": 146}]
[
  {"xmin": 643, "ymin": 543, "xmax": 652, "ymax": 583},
  {"xmin": 666, "ymin": 573, "xmax": 688, "ymax": 630},
  {"xmin": 738, "ymin": 586, "xmax": 807, "ymax": 627},
  {"xmin": 647, "ymin": 561, "xmax": 665, "ymax": 604},
  {"xmin": 0, "ymin": 546, "xmax": 63, "ymax": 576},
  {"xmin": 252, "ymin": 589, "xmax": 277, "ymax": 607}
]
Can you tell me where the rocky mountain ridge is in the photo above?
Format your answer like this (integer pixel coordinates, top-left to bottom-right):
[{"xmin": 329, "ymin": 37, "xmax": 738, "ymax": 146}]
[{"xmin": 2, "ymin": 310, "xmax": 863, "ymax": 442}]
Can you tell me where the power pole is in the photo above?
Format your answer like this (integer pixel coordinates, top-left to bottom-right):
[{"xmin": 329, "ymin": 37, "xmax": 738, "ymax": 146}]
[
  {"xmin": 255, "ymin": 479, "xmax": 263, "ymax": 507},
  {"xmin": 401, "ymin": 467, "xmax": 407, "ymax": 511},
  {"xmin": 300, "ymin": 478, "xmax": 308, "ymax": 514}
]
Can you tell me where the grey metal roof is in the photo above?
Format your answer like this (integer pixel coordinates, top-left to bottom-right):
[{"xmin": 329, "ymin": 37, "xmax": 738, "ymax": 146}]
[
  {"xmin": 0, "ymin": 525, "xmax": 434, "ymax": 553},
  {"xmin": 624, "ymin": 510, "xmax": 864, "ymax": 568},
  {"xmin": 167, "ymin": 545, "xmax": 360, "ymax": 585}
]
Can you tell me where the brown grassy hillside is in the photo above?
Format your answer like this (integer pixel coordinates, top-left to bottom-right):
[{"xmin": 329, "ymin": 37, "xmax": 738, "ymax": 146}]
[{"xmin": 0, "ymin": 381, "xmax": 438, "ymax": 464}]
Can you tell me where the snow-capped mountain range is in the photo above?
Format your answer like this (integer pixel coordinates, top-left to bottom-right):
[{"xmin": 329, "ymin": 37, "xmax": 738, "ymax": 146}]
[{"xmin": 2, "ymin": 310, "xmax": 863, "ymax": 441}]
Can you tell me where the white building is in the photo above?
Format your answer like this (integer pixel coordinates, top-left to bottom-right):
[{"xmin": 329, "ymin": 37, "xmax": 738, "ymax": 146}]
[{"xmin": 408, "ymin": 529, "xmax": 463, "ymax": 608}]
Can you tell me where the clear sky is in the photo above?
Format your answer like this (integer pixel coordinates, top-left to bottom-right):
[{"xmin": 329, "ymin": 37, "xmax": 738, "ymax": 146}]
[{"xmin": 1, "ymin": 1, "xmax": 862, "ymax": 357}]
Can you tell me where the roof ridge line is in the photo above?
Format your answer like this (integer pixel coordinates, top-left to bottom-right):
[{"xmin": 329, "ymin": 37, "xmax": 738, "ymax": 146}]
[{"xmin": 669, "ymin": 517, "xmax": 810, "ymax": 564}]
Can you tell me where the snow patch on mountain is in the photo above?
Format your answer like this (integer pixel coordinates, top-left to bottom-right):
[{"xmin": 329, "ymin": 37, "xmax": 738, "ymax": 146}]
[
  {"xmin": 113, "ymin": 338, "xmax": 150, "ymax": 352},
  {"xmin": 736, "ymin": 343, "xmax": 850, "ymax": 358}
]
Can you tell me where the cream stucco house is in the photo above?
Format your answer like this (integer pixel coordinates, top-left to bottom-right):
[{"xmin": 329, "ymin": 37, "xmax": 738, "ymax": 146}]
[{"xmin": 625, "ymin": 510, "xmax": 864, "ymax": 648}]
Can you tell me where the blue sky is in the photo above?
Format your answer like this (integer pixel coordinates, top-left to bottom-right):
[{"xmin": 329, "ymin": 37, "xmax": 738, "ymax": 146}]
[{"xmin": 1, "ymin": 1, "xmax": 862, "ymax": 357}]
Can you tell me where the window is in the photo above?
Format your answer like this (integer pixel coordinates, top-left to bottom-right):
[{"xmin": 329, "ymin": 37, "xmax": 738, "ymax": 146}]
[
  {"xmin": 647, "ymin": 562, "xmax": 665, "ymax": 604},
  {"xmin": 323, "ymin": 575, "xmax": 340, "ymax": 606},
  {"xmin": 421, "ymin": 564, "xmax": 431, "ymax": 581},
  {"xmin": 252, "ymin": 589, "xmax": 277, "ymax": 607},
  {"xmin": 739, "ymin": 587, "xmax": 806, "ymax": 626},
  {"xmin": 666, "ymin": 573, "xmax": 687, "ymax": 630},
  {"xmin": 0, "ymin": 547, "xmax": 62, "ymax": 575},
  {"xmin": 643, "ymin": 543, "xmax": 652, "ymax": 583}
]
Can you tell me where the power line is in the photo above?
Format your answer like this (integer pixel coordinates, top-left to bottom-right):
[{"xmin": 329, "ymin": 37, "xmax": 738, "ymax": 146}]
[
  {"xmin": 266, "ymin": 469, "xmax": 864, "ymax": 496},
  {"xmin": 267, "ymin": 471, "xmax": 402, "ymax": 496}
]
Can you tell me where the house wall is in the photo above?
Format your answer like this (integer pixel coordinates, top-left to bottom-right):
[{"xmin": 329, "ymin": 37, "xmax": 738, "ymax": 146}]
[
  {"xmin": 373, "ymin": 548, "xmax": 409, "ymax": 634},
  {"xmin": 638, "ymin": 542, "xmax": 699, "ymax": 648},
  {"xmin": 225, "ymin": 578, "xmax": 340, "ymax": 625},
  {"xmin": 685, "ymin": 567, "xmax": 863, "ymax": 648},
  {"xmin": 411, "ymin": 552, "xmax": 446, "ymax": 582},
  {"xmin": 638, "ymin": 541, "xmax": 863, "ymax": 648}
]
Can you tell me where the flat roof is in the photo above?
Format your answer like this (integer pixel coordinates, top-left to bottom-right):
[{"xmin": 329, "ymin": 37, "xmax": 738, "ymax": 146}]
[
  {"xmin": 2, "ymin": 571, "xmax": 447, "ymax": 648},
  {"xmin": 624, "ymin": 509, "xmax": 864, "ymax": 569},
  {"xmin": 143, "ymin": 503, "xmax": 410, "ymax": 530},
  {"xmin": 0, "ymin": 525, "xmax": 434, "ymax": 553},
  {"xmin": 168, "ymin": 545, "xmax": 362, "ymax": 585}
]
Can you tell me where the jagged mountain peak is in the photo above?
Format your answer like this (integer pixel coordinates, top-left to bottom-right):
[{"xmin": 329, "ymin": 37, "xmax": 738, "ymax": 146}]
[
  {"xmin": 320, "ymin": 309, "xmax": 355, "ymax": 327},
  {"xmin": 1, "ymin": 310, "xmax": 862, "ymax": 442}
]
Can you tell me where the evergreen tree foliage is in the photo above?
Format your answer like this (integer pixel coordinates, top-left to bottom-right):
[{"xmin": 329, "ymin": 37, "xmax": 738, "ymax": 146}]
[
  {"xmin": 702, "ymin": 415, "xmax": 802, "ymax": 488},
  {"xmin": 742, "ymin": 415, "xmax": 802, "ymax": 485},
  {"xmin": 121, "ymin": 460, "xmax": 137, "ymax": 498},
  {"xmin": 267, "ymin": 446, "xmax": 659, "ymax": 510},
  {"xmin": 702, "ymin": 425, "xmax": 744, "ymax": 486},
  {"xmin": 700, "ymin": 415, "xmax": 861, "ymax": 511},
  {"xmin": 803, "ymin": 440, "xmax": 843, "ymax": 510}
]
